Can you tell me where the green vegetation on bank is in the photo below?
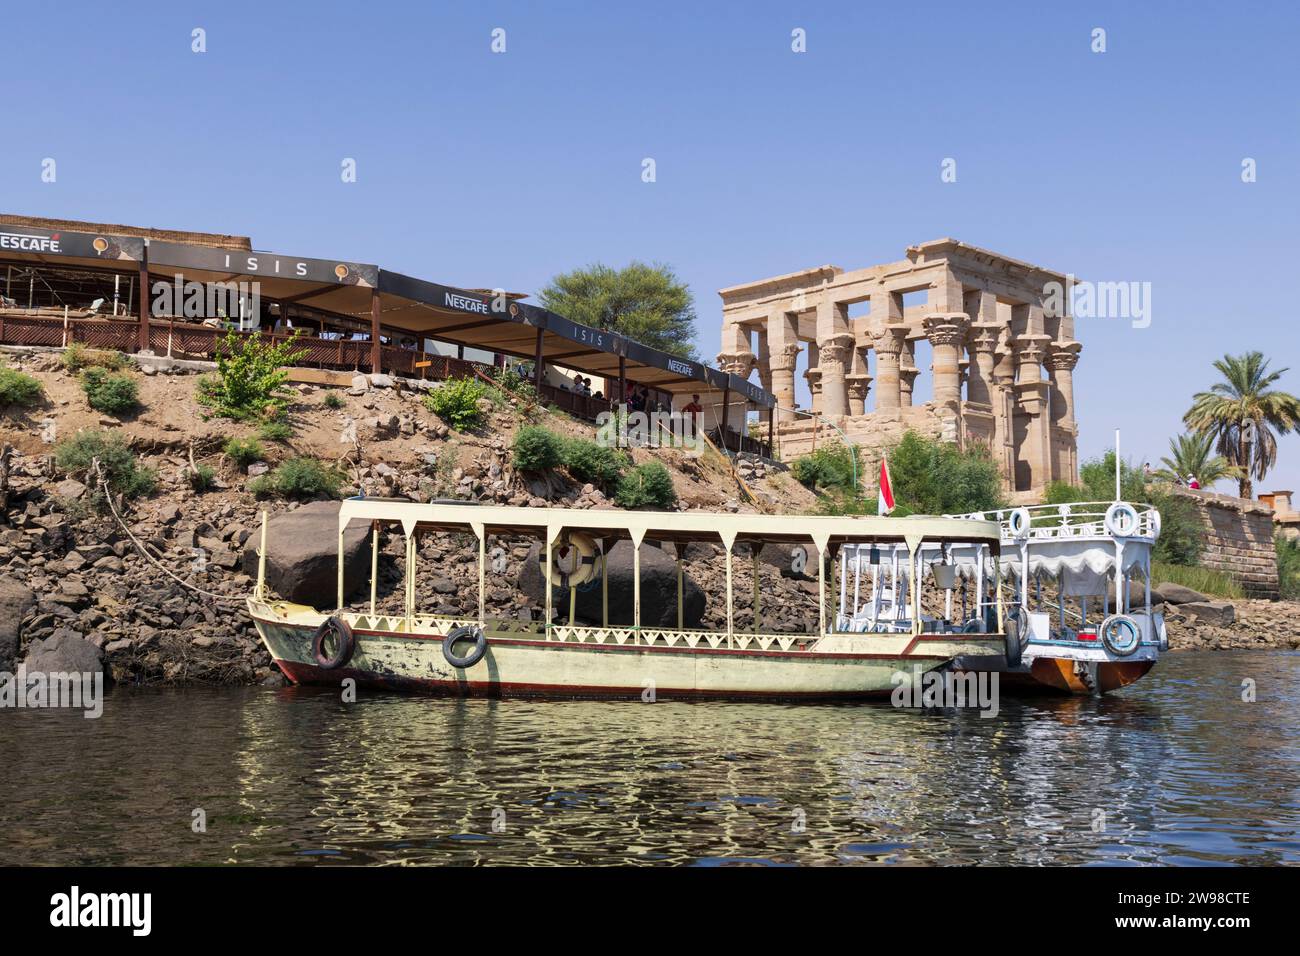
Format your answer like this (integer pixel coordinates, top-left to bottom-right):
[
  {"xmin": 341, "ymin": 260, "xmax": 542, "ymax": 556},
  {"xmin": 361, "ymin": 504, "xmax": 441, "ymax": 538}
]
[
  {"xmin": 511, "ymin": 425, "xmax": 632, "ymax": 493},
  {"xmin": 61, "ymin": 343, "xmax": 127, "ymax": 373},
  {"xmin": 424, "ymin": 375, "xmax": 492, "ymax": 431},
  {"xmin": 81, "ymin": 368, "xmax": 140, "ymax": 415},
  {"xmin": 223, "ymin": 436, "xmax": 266, "ymax": 470},
  {"xmin": 1278, "ymin": 537, "xmax": 1300, "ymax": 600},
  {"xmin": 1151, "ymin": 561, "xmax": 1245, "ymax": 601},
  {"xmin": 54, "ymin": 430, "xmax": 157, "ymax": 506},
  {"xmin": 197, "ymin": 330, "xmax": 307, "ymax": 421},
  {"xmin": 0, "ymin": 366, "xmax": 43, "ymax": 408},
  {"xmin": 248, "ymin": 457, "xmax": 345, "ymax": 500},
  {"xmin": 614, "ymin": 461, "xmax": 677, "ymax": 509}
]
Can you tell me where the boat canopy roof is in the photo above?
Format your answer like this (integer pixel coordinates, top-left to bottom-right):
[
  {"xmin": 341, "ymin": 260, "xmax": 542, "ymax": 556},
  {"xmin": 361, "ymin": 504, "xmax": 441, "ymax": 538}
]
[{"xmin": 336, "ymin": 498, "xmax": 1004, "ymax": 552}]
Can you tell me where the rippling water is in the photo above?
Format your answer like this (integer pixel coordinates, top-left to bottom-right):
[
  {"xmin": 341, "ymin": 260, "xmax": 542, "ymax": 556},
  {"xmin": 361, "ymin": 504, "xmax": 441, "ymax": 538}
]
[{"xmin": 2, "ymin": 650, "xmax": 1298, "ymax": 866}]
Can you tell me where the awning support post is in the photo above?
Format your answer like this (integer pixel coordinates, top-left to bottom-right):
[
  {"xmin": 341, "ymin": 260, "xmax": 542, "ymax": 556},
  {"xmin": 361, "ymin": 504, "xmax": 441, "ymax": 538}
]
[
  {"xmin": 136, "ymin": 240, "xmax": 150, "ymax": 353},
  {"xmin": 533, "ymin": 327, "xmax": 545, "ymax": 389},
  {"xmin": 370, "ymin": 287, "xmax": 382, "ymax": 375}
]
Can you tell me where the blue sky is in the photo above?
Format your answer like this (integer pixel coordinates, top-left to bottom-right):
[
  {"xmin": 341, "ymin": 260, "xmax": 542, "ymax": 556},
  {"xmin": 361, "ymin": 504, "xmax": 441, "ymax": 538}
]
[{"xmin": 3, "ymin": 0, "xmax": 1298, "ymax": 493}]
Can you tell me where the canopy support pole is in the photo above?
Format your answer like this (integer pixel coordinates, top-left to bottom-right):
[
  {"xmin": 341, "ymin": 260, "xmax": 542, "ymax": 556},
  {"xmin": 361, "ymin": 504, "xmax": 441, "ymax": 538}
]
[
  {"xmin": 533, "ymin": 327, "xmax": 545, "ymax": 389},
  {"xmin": 370, "ymin": 287, "xmax": 382, "ymax": 375},
  {"xmin": 136, "ymin": 241, "xmax": 150, "ymax": 352},
  {"xmin": 478, "ymin": 531, "xmax": 487, "ymax": 626},
  {"xmin": 370, "ymin": 524, "xmax": 379, "ymax": 615},
  {"xmin": 752, "ymin": 543, "xmax": 761, "ymax": 633}
]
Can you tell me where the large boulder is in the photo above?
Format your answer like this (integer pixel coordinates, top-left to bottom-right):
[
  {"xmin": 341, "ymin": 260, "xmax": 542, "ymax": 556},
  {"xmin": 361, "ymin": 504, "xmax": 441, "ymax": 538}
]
[
  {"xmin": 0, "ymin": 580, "xmax": 36, "ymax": 671},
  {"xmin": 241, "ymin": 501, "xmax": 373, "ymax": 606},
  {"xmin": 23, "ymin": 631, "xmax": 104, "ymax": 676},
  {"xmin": 519, "ymin": 540, "xmax": 706, "ymax": 628},
  {"xmin": 1158, "ymin": 583, "xmax": 1210, "ymax": 605},
  {"xmin": 1181, "ymin": 600, "xmax": 1235, "ymax": 627}
]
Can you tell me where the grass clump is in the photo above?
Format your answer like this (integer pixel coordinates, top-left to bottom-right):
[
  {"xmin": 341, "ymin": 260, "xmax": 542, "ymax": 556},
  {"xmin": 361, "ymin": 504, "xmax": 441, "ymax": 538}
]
[
  {"xmin": 1152, "ymin": 561, "xmax": 1245, "ymax": 601},
  {"xmin": 62, "ymin": 343, "xmax": 126, "ymax": 372},
  {"xmin": 322, "ymin": 392, "xmax": 344, "ymax": 410},
  {"xmin": 0, "ymin": 367, "xmax": 43, "ymax": 408},
  {"xmin": 424, "ymin": 375, "xmax": 493, "ymax": 431},
  {"xmin": 188, "ymin": 464, "xmax": 218, "ymax": 493},
  {"xmin": 614, "ymin": 461, "xmax": 677, "ymax": 509},
  {"xmin": 1277, "ymin": 537, "xmax": 1300, "ymax": 600},
  {"xmin": 512, "ymin": 426, "xmax": 565, "ymax": 472},
  {"xmin": 257, "ymin": 419, "xmax": 294, "ymax": 443},
  {"xmin": 791, "ymin": 442, "xmax": 860, "ymax": 495},
  {"xmin": 223, "ymin": 436, "xmax": 266, "ymax": 470},
  {"xmin": 196, "ymin": 330, "xmax": 306, "ymax": 421},
  {"xmin": 248, "ymin": 456, "xmax": 344, "ymax": 500},
  {"xmin": 81, "ymin": 368, "xmax": 140, "ymax": 415},
  {"xmin": 54, "ymin": 430, "xmax": 157, "ymax": 505}
]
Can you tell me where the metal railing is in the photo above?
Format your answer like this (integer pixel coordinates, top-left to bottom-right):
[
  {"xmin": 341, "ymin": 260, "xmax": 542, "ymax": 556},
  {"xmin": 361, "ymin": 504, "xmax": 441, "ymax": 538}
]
[{"xmin": 947, "ymin": 501, "xmax": 1160, "ymax": 542}]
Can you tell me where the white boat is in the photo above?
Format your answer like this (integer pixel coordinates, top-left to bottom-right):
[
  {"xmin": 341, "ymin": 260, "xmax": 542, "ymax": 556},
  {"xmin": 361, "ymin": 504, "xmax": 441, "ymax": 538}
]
[
  {"xmin": 246, "ymin": 498, "xmax": 1016, "ymax": 701},
  {"xmin": 939, "ymin": 500, "xmax": 1167, "ymax": 694}
]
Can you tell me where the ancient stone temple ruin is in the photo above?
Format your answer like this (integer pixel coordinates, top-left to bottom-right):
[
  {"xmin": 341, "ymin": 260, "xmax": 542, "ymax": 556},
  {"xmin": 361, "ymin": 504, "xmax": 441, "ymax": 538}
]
[{"xmin": 717, "ymin": 239, "xmax": 1081, "ymax": 498}]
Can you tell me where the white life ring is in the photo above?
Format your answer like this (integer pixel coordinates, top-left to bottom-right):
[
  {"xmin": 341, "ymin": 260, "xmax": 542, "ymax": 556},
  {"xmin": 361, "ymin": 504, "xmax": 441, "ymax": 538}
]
[
  {"xmin": 1150, "ymin": 508, "xmax": 1162, "ymax": 540},
  {"xmin": 1099, "ymin": 613, "xmax": 1142, "ymax": 657},
  {"xmin": 1007, "ymin": 508, "xmax": 1031, "ymax": 538},
  {"xmin": 1105, "ymin": 502, "xmax": 1140, "ymax": 538},
  {"xmin": 540, "ymin": 532, "xmax": 599, "ymax": 588}
]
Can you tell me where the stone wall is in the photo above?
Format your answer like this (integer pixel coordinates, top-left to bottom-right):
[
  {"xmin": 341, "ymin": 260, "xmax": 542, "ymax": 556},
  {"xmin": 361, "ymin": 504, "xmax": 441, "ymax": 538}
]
[{"xmin": 1173, "ymin": 488, "xmax": 1279, "ymax": 598}]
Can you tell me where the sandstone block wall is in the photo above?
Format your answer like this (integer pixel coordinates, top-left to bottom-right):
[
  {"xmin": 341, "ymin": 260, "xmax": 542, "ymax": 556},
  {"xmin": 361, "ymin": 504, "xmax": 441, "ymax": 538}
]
[{"xmin": 1173, "ymin": 488, "xmax": 1279, "ymax": 598}]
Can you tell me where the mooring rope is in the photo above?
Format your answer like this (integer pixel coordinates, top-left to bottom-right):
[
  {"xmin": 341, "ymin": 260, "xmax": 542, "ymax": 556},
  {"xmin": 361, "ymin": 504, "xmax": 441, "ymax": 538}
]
[{"xmin": 92, "ymin": 457, "xmax": 247, "ymax": 605}]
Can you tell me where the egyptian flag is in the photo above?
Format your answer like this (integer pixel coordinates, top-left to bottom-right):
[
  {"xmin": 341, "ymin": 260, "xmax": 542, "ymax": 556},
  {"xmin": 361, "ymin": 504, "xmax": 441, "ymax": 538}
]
[{"xmin": 877, "ymin": 455, "xmax": 895, "ymax": 516}]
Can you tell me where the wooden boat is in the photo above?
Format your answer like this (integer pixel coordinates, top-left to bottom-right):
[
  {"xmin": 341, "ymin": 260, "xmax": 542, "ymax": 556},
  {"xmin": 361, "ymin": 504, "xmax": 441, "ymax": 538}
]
[
  {"xmin": 246, "ymin": 499, "xmax": 1014, "ymax": 701},
  {"xmin": 940, "ymin": 501, "xmax": 1166, "ymax": 694}
]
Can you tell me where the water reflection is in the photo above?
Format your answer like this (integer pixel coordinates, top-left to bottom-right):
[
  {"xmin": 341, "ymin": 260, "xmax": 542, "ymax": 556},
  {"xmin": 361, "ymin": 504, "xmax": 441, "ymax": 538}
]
[{"xmin": 1, "ymin": 651, "xmax": 1297, "ymax": 865}]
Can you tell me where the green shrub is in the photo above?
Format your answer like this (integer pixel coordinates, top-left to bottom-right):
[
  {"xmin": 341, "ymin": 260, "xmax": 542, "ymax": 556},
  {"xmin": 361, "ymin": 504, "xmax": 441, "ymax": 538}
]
[
  {"xmin": 188, "ymin": 463, "xmax": 217, "ymax": 492},
  {"xmin": 81, "ymin": 368, "xmax": 140, "ymax": 415},
  {"xmin": 792, "ymin": 442, "xmax": 860, "ymax": 494},
  {"xmin": 562, "ymin": 437, "xmax": 628, "ymax": 489},
  {"xmin": 0, "ymin": 367, "xmax": 43, "ymax": 408},
  {"xmin": 62, "ymin": 343, "xmax": 126, "ymax": 372},
  {"xmin": 196, "ymin": 330, "xmax": 306, "ymax": 420},
  {"xmin": 322, "ymin": 392, "xmax": 344, "ymax": 410},
  {"xmin": 223, "ymin": 436, "xmax": 266, "ymax": 470},
  {"xmin": 54, "ymin": 430, "xmax": 156, "ymax": 504},
  {"xmin": 1147, "ymin": 488, "xmax": 1203, "ymax": 566},
  {"xmin": 424, "ymin": 375, "xmax": 492, "ymax": 430},
  {"xmin": 1277, "ymin": 537, "xmax": 1300, "ymax": 600},
  {"xmin": 1152, "ymin": 561, "xmax": 1245, "ymax": 601},
  {"xmin": 886, "ymin": 431, "xmax": 1005, "ymax": 516},
  {"xmin": 257, "ymin": 419, "xmax": 294, "ymax": 443},
  {"xmin": 512, "ymin": 426, "xmax": 565, "ymax": 472},
  {"xmin": 249, "ymin": 456, "xmax": 344, "ymax": 499},
  {"xmin": 614, "ymin": 461, "xmax": 677, "ymax": 509}
]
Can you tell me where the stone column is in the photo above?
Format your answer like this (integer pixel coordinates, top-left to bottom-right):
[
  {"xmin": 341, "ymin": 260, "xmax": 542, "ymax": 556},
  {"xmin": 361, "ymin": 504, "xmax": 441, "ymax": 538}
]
[
  {"xmin": 1015, "ymin": 333, "xmax": 1053, "ymax": 492},
  {"xmin": 992, "ymin": 336, "xmax": 1016, "ymax": 492},
  {"xmin": 1047, "ymin": 340, "xmax": 1082, "ymax": 425},
  {"xmin": 766, "ymin": 310, "xmax": 800, "ymax": 421},
  {"xmin": 899, "ymin": 365, "xmax": 919, "ymax": 407},
  {"xmin": 923, "ymin": 312, "xmax": 969, "ymax": 412},
  {"xmin": 805, "ymin": 367, "xmax": 823, "ymax": 414},
  {"xmin": 872, "ymin": 325, "xmax": 906, "ymax": 411},
  {"xmin": 815, "ymin": 299, "xmax": 852, "ymax": 418},
  {"xmin": 846, "ymin": 346, "xmax": 871, "ymax": 416},
  {"xmin": 968, "ymin": 322, "xmax": 1000, "ymax": 406}
]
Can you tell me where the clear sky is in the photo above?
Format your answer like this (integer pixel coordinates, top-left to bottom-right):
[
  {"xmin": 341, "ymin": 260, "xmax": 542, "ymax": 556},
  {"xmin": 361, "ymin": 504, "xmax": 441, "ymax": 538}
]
[{"xmin": 3, "ymin": 1, "xmax": 1297, "ymax": 493}]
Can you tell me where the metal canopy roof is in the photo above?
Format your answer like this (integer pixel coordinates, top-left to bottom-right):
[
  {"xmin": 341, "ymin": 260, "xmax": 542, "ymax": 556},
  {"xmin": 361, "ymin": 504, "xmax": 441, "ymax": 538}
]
[{"xmin": 0, "ymin": 217, "xmax": 773, "ymax": 407}]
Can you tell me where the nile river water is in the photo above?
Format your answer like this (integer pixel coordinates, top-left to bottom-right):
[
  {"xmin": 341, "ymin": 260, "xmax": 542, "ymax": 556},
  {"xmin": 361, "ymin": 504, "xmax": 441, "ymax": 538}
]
[{"xmin": 2, "ymin": 650, "xmax": 1297, "ymax": 866}]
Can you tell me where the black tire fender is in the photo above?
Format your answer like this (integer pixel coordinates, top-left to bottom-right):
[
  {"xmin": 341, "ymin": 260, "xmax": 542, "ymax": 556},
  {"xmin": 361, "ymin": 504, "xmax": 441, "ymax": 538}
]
[
  {"xmin": 443, "ymin": 625, "xmax": 487, "ymax": 669},
  {"xmin": 312, "ymin": 615, "xmax": 355, "ymax": 670},
  {"xmin": 1003, "ymin": 615, "xmax": 1023, "ymax": 669}
]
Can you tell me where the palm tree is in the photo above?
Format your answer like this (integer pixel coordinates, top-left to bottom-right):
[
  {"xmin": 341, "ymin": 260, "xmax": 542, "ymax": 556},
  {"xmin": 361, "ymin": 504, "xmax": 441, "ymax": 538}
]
[
  {"xmin": 1155, "ymin": 432, "xmax": 1240, "ymax": 486},
  {"xmin": 1184, "ymin": 351, "xmax": 1300, "ymax": 498}
]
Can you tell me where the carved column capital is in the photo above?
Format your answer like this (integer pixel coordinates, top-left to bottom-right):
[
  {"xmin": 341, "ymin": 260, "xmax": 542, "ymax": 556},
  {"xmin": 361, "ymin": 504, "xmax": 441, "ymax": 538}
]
[
  {"xmin": 970, "ymin": 322, "xmax": 1002, "ymax": 354},
  {"xmin": 1048, "ymin": 339, "xmax": 1082, "ymax": 372},
  {"xmin": 923, "ymin": 312, "xmax": 969, "ymax": 348},
  {"xmin": 872, "ymin": 325, "xmax": 907, "ymax": 357},
  {"xmin": 715, "ymin": 351, "xmax": 757, "ymax": 377}
]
